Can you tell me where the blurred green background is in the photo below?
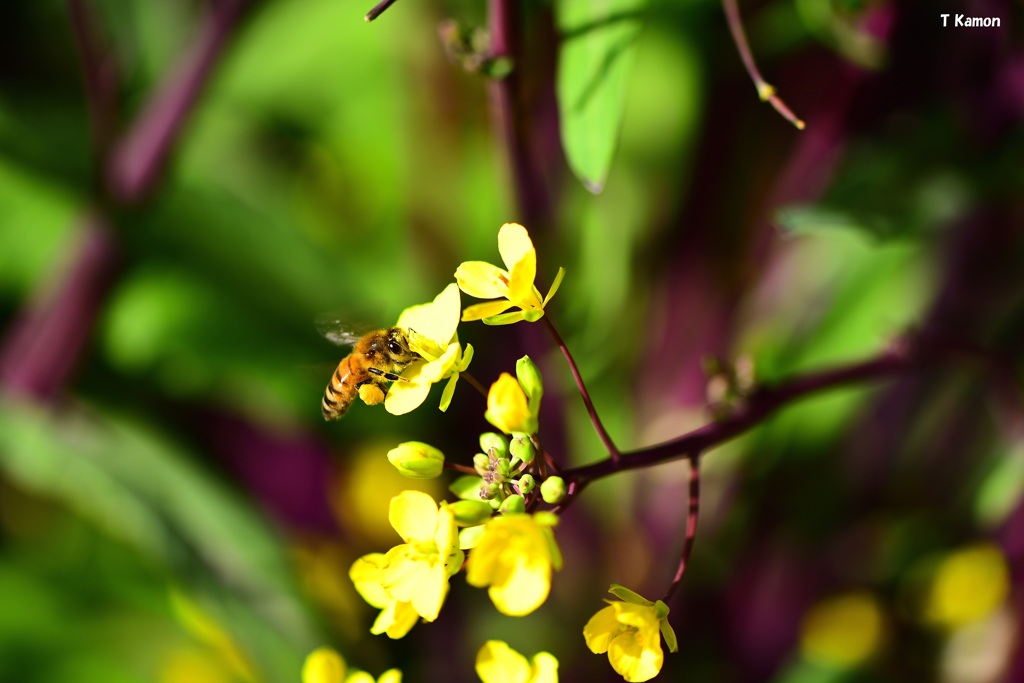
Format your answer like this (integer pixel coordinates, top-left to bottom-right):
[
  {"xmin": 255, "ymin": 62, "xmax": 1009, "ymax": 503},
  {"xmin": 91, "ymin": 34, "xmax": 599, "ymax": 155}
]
[{"xmin": 2, "ymin": 0, "xmax": 1023, "ymax": 681}]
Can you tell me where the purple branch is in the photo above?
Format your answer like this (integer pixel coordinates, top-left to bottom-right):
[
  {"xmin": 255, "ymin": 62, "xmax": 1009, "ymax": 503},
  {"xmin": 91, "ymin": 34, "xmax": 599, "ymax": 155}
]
[
  {"xmin": 487, "ymin": 0, "xmax": 548, "ymax": 224},
  {"xmin": 542, "ymin": 316, "xmax": 622, "ymax": 461},
  {"xmin": 0, "ymin": 0, "xmax": 253, "ymax": 401},
  {"xmin": 0, "ymin": 215, "xmax": 120, "ymax": 400},
  {"xmin": 364, "ymin": 0, "xmax": 399, "ymax": 22},
  {"xmin": 68, "ymin": 0, "xmax": 119, "ymax": 158},
  {"xmin": 663, "ymin": 456, "xmax": 701, "ymax": 602},
  {"xmin": 564, "ymin": 347, "xmax": 912, "ymax": 485},
  {"xmin": 106, "ymin": 0, "xmax": 251, "ymax": 203}
]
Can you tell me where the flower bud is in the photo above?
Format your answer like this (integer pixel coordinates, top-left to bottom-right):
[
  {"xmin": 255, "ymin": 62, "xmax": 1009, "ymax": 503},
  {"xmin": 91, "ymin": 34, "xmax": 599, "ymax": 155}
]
[
  {"xmin": 473, "ymin": 453, "xmax": 491, "ymax": 476},
  {"xmin": 480, "ymin": 432, "xmax": 509, "ymax": 459},
  {"xmin": 515, "ymin": 355, "xmax": 544, "ymax": 407},
  {"xmin": 485, "ymin": 373, "xmax": 538, "ymax": 435},
  {"xmin": 386, "ymin": 441, "xmax": 445, "ymax": 479},
  {"xmin": 449, "ymin": 500, "xmax": 494, "ymax": 526},
  {"xmin": 495, "ymin": 457, "xmax": 512, "ymax": 478},
  {"xmin": 509, "ymin": 435, "xmax": 535, "ymax": 465},
  {"xmin": 481, "ymin": 482, "xmax": 501, "ymax": 500},
  {"xmin": 499, "ymin": 494, "xmax": 526, "ymax": 515},
  {"xmin": 540, "ymin": 476, "xmax": 566, "ymax": 504},
  {"xmin": 517, "ymin": 474, "xmax": 535, "ymax": 494}
]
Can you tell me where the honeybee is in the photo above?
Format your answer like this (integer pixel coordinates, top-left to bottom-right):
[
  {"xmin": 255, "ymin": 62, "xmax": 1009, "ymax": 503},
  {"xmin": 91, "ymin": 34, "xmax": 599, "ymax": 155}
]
[{"xmin": 319, "ymin": 326, "xmax": 419, "ymax": 420}]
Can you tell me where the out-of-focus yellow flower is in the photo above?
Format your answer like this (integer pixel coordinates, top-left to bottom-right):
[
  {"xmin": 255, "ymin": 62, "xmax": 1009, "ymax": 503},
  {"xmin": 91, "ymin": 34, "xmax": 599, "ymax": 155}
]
[
  {"xmin": 485, "ymin": 373, "xmax": 537, "ymax": 435},
  {"xmin": 799, "ymin": 591, "xmax": 886, "ymax": 668},
  {"xmin": 301, "ymin": 647, "xmax": 402, "ymax": 683},
  {"xmin": 303, "ymin": 647, "xmax": 347, "ymax": 683},
  {"xmin": 350, "ymin": 491, "xmax": 464, "ymax": 637},
  {"xmin": 466, "ymin": 512, "xmax": 561, "ymax": 616},
  {"xmin": 925, "ymin": 543, "xmax": 1009, "ymax": 629},
  {"xmin": 456, "ymin": 223, "xmax": 564, "ymax": 325},
  {"xmin": 584, "ymin": 587, "xmax": 677, "ymax": 683},
  {"xmin": 476, "ymin": 640, "xmax": 559, "ymax": 683},
  {"xmin": 386, "ymin": 283, "xmax": 472, "ymax": 415}
]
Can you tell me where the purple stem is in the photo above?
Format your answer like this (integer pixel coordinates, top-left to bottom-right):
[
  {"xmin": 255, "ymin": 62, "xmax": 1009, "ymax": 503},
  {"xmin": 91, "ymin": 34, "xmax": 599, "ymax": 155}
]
[
  {"xmin": 487, "ymin": 0, "xmax": 547, "ymax": 224},
  {"xmin": 0, "ymin": 214, "xmax": 120, "ymax": 399},
  {"xmin": 663, "ymin": 456, "xmax": 701, "ymax": 602},
  {"xmin": 68, "ymin": 0, "xmax": 119, "ymax": 159},
  {"xmin": 542, "ymin": 316, "xmax": 622, "ymax": 461},
  {"xmin": 106, "ymin": 0, "xmax": 250, "ymax": 203},
  {"xmin": 565, "ymin": 347, "xmax": 912, "ymax": 485}
]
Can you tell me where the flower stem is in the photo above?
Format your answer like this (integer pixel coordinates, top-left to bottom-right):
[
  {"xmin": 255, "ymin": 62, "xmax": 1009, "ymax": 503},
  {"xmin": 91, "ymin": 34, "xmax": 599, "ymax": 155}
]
[
  {"xmin": 445, "ymin": 462, "xmax": 477, "ymax": 475},
  {"xmin": 461, "ymin": 371, "xmax": 489, "ymax": 398},
  {"xmin": 722, "ymin": 0, "xmax": 805, "ymax": 130},
  {"xmin": 541, "ymin": 316, "xmax": 621, "ymax": 461},
  {"xmin": 663, "ymin": 456, "xmax": 701, "ymax": 602}
]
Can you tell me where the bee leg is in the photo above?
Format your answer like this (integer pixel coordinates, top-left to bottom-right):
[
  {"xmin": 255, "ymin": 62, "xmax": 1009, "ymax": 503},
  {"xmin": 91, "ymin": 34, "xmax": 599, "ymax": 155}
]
[{"xmin": 368, "ymin": 368, "xmax": 410, "ymax": 383}]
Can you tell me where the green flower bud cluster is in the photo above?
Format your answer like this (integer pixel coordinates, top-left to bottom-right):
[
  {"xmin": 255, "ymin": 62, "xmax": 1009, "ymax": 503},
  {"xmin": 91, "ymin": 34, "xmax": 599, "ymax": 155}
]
[{"xmin": 464, "ymin": 432, "xmax": 539, "ymax": 514}]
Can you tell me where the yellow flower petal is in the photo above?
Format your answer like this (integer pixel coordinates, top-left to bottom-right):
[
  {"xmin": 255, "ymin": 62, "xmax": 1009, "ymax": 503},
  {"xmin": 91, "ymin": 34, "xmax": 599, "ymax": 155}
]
[
  {"xmin": 303, "ymin": 647, "xmax": 346, "ymax": 683},
  {"xmin": 463, "ymin": 299, "xmax": 515, "ymax": 322},
  {"xmin": 455, "ymin": 261, "xmax": 510, "ymax": 300},
  {"xmin": 377, "ymin": 670, "xmax": 403, "ymax": 683},
  {"xmin": 476, "ymin": 640, "xmax": 531, "ymax": 683},
  {"xmin": 486, "ymin": 373, "xmax": 535, "ymax": 435},
  {"xmin": 397, "ymin": 283, "xmax": 461, "ymax": 349},
  {"xmin": 530, "ymin": 652, "xmax": 559, "ymax": 683},
  {"xmin": 466, "ymin": 514, "xmax": 558, "ymax": 616},
  {"xmin": 371, "ymin": 599, "xmax": 418, "ymax": 639},
  {"xmin": 409, "ymin": 559, "xmax": 448, "ymax": 621},
  {"xmin": 345, "ymin": 672, "xmax": 376, "ymax": 683},
  {"xmin": 608, "ymin": 629, "xmax": 663, "ymax": 683},
  {"xmin": 434, "ymin": 505, "xmax": 458, "ymax": 557},
  {"xmin": 497, "ymin": 223, "xmax": 534, "ymax": 273},
  {"xmin": 389, "ymin": 491, "xmax": 440, "ymax": 543},
  {"xmin": 583, "ymin": 605, "xmax": 619, "ymax": 654},
  {"xmin": 384, "ymin": 378, "xmax": 432, "ymax": 415},
  {"xmin": 350, "ymin": 554, "xmax": 390, "ymax": 609}
]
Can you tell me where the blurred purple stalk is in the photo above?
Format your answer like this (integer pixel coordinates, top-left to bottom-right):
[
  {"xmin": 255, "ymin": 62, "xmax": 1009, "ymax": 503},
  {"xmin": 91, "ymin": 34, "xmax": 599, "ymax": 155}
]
[
  {"xmin": 1, "ymin": 0, "xmax": 252, "ymax": 400},
  {"xmin": 107, "ymin": 0, "xmax": 251, "ymax": 203},
  {"xmin": 0, "ymin": 215, "xmax": 119, "ymax": 400}
]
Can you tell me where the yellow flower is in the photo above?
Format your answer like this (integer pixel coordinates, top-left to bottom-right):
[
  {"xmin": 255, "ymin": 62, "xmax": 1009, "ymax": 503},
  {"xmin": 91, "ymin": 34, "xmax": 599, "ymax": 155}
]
[
  {"xmin": 476, "ymin": 640, "xmax": 559, "ymax": 683},
  {"xmin": 456, "ymin": 223, "xmax": 564, "ymax": 325},
  {"xmin": 349, "ymin": 554, "xmax": 420, "ymax": 639},
  {"xmin": 303, "ymin": 647, "xmax": 346, "ymax": 683},
  {"xmin": 350, "ymin": 491, "xmax": 464, "ymax": 637},
  {"xmin": 302, "ymin": 647, "xmax": 402, "ymax": 683},
  {"xmin": 485, "ymin": 373, "xmax": 537, "ymax": 435},
  {"xmin": 924, "ymin": 543, "xmax": 1009, "ymax": 628},
  {"xmin": 584, "ymin": 588, "xmax": 677, "ymax": 683},
  {"xmin": 386, "ymin": 283, "xmax": 473, "ymax": 415},
  {"xmin": 800, "ymin": 591, "xmax": 885, "ymax": 668},
  {"xmin": 466, "ymin": 512, "xmax": 562, "ymax": 616}
]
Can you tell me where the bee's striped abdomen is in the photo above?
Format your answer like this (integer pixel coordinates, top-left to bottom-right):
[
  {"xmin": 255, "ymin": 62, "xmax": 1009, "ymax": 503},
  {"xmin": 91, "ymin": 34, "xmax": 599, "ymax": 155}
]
[{"xmin": 322, "ymin": 356, "xmax": 359, "ymax": 421}]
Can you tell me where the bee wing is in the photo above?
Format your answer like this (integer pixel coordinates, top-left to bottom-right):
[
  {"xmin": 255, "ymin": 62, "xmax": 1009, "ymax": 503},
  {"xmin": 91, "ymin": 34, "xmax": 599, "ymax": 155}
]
[{"xmin": 314, "ymin": 314, "xmax": 372, "ymax": 347}]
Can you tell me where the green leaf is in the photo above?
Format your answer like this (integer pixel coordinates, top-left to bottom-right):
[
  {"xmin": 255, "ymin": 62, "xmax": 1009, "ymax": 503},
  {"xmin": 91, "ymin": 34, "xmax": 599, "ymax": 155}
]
[
  {"xmin": 556, "ymin": 0, "xmax": 647, "ymax": 192},
  {"xmin": 0, "ymin": 400, "xmax": 317, "ymax": 681}
]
